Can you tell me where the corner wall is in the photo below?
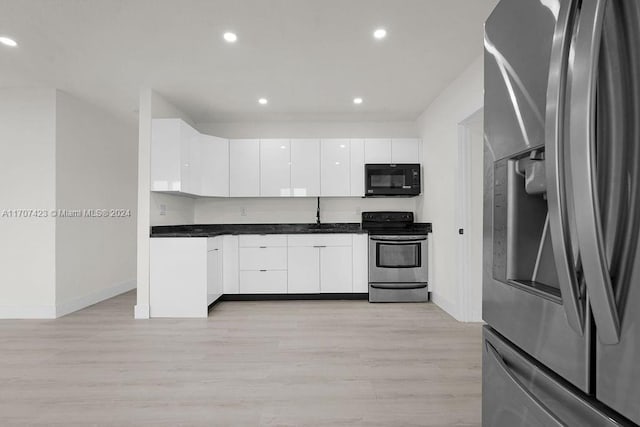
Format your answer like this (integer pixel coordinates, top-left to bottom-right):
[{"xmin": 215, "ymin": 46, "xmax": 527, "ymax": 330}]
[
  {"xmin": 415, "ymin": 56, "xmax": 484, "ymax": 318},
  {"xmin": 55, "ymin": 91, "xmax": 138, "ymax": 316},
  {"xmin": 0, "ymin": 89, "xmax": 57, "ymax": 318}
]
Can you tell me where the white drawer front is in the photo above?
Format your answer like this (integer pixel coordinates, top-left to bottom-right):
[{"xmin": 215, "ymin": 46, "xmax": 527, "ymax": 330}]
[
  {"xmin": 240, "ymin": 271, "xmax": 288, "ymax": 293},
  {"xmin": 239, "ymin": 234, "xmax": 288, "ymax": 248},
  {"xmin": 239, "ymin": 247, "xmax": 287, "ymax": 270},
  {"xmin": 287, "ymin": 234, "xmax": 353, "ymax": 247}
]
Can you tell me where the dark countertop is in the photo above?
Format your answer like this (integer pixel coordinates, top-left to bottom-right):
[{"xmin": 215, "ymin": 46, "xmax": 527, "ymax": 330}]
[{"xmin": 151, "ymin": 222, "xmax": 432, "ymax": 237}]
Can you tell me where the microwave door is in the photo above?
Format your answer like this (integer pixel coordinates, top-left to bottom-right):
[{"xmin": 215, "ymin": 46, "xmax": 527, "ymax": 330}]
[{"xmin": 365, "ymin": 164, "xmax": 420, "ymax": 196}]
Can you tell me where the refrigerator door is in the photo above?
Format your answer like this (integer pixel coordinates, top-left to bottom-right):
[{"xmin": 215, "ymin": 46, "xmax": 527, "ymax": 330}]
[
  {"xmin": 568, "ymin": 0, "xmax": 640, "ymax": 423},
  {"xmin": 483, "ymin": 326, "xmax": 629, "ymax": 427},
  {"xmin": 484, "ymin": 0, "xmax": 590, "ymax": 392}
]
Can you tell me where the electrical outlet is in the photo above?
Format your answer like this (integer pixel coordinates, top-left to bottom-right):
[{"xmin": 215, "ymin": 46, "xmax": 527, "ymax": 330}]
[
  {"xmin": 240, "ymin": 207, "xmax": 247, "ymax": 216},
  {"xmin": 159, "ymin": 204, "xmax": 167, "ymax": 216}
]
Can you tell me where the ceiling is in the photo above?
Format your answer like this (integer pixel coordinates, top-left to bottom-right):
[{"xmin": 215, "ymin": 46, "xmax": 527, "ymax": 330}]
[{"xmin": 0, "ymin": 0, "xmax": 497, "ymax": 123}]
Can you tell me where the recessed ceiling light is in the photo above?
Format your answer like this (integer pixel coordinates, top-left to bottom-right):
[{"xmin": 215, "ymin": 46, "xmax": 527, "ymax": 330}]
[
  {"xmin": 223, "ymin": 32, "xmax": 237, "ymax": 43},
  {"xmin": 373, "ymin": 28, "xmax": 387, "ymax": 40},
  {"xmin": 353, "ymin": 97, "xmax": 363, "ymax": 105},
  {"xmin": 0, "ymin": 36, "xmax": 17, "ymax": 47},
  {"xmin": 258, "ymin": 98, "xmax": 268, "ymax": 105}
]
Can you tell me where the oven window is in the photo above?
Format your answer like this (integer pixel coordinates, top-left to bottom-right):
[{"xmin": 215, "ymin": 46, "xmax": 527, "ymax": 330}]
[
  {"xmin": 376, "ymin": 243, "xmax": 421, "ymax": 268},
  {"xmin": 369, "ymin": 170, "xmax": 407, "ymax": 188}
]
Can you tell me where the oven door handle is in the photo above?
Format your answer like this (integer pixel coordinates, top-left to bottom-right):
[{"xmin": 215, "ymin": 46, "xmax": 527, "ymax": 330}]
[
  {"xmin": 370, "ymin": 283, "xmax": 428, "ymax": 290},
  {"xmin": 370, "ymin": 236, "xmax": 427, "ymax": 242}
]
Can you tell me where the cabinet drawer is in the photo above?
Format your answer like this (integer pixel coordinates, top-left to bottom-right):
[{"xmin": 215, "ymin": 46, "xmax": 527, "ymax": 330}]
[
  {"xmin": 239, "ymin": 271, "xmax": 287, "ymax": 293},
  {"xmin": 239, "ymin": 247, "xmax": 287, "ymax": 270},
  {"xmin": 287, "ymin": 234, "xmax": 353, "ymax": 247},
  {"xmin": 239, "ymin": 234, "xmax": 287, "ymax": 248}
]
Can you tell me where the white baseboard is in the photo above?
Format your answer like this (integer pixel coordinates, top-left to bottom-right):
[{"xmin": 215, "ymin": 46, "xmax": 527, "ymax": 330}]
[
  {"xmin": 431, "ymin": 293, "xmax": 463, "ymax": 321},
  {"xmin": 134, "ymin": 304, "xmax": 150, "ymax": 319},
  {"xmin": 468, "ymin": 310, "xmax": 484, "ymax": 323},
  {"xmin": 56, "ymin": 279, "xmax": 136, "ymax": 318},
  {"xmin": 0, "ymin": 305, "xmax": 56, "ymax": 319}
]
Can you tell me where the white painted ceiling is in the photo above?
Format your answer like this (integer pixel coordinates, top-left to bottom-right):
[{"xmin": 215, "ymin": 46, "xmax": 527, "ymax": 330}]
[{"xmin": 0, "ymin": 0, "xmax": 497, "ymax": 123}]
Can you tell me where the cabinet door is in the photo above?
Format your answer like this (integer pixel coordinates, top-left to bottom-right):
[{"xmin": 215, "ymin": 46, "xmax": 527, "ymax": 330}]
[
  {"xmin": 320, "ymin": 139, "xmax": 350, "ymax": 196},
  {"xmin": 391, "ymin": 138, "xmax": 421, "ymax": 163},
  {"xmin": 240, "ymin": 271, "xmax": 288, "ymax": 293},
  {"xmin": 239, "ymin": 247, "xmax": 287, "ymax": 270},
  {"xmin": 288, "ymin": 247, "xmax": 320, "ymax": 293},
  {"xmin": 320, "ymin": 246, "xmax": 353, "ymax": 293},
  {"xmin": 181, "ymin": 121, "xmax": 202, "ymax": 195},
  {"xmin": 151, "ymin": 119, "xmax": 181, "ymax": 191},
  {"xmin": 200, "ymin": 135, "xmax": 229, "ymax": 197},
  {"xmin": 352, "ymin": 234, "xmax": 369, "ymax": 292},
  {"xmin": 222, "ymin": 235, "xmax": 239, "ymax": 294},
  {"xmin": 260, "ymin": 139, "xmax": 291, "ymax": 196},
  {"xmin": 150, "ymin": 238, "xmax": 208, "ymax": 318},
  {"xmin": 229, "ymin": 139, "xmax": 260, "ymax": 197},
  {"xmin": 364, "ymin": 138, "xmax": 392, "ymax": 163},
  {"xmin": 350, "ymin": 139, "xmax": 365, "ymax": 197},
  {"xmin": 291, "ymin": 139, "xmax": 320, "ymax": 197},
  {"xmin": 207, "ymin": 248, "xmax": 221, "ymax": 305}
]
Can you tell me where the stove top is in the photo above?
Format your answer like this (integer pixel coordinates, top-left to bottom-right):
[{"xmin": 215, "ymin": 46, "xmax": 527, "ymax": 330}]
[{"xmin": 361, "ymin": 211, "xmax": 431, "ymax": 235}]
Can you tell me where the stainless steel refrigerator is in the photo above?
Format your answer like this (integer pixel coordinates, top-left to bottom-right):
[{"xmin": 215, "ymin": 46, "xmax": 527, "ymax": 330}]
[{"xmin": 483, "ymin": 0, "xmax": 640, "ymax": 425}]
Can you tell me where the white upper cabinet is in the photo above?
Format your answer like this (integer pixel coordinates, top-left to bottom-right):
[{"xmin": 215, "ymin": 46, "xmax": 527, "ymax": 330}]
[
  {"xmin": 260, "ymin": 139, "xmax": 291, "ymax": 197},
  {"xmin": 151, "ymin": 118, "xmax": 201, "ymax": 195},
  {"xmin": 391, "ymin": 138, "xmax": 421, "ymax": 163},
  {"xmin": 364, "ymin": 138, "xmax": 392, "ymax": 164},
  {"xmin": 320, "ymin": 139, "xmax": 350, "ymax": 196},
  {"xmin": 200, "ymin": 134, "xmax": 229, "ymax": 197},
  {"xmin": 349, "ymin": 139, "xmax": 365, "ymax": 197},
  {"xmin": 291, "ymin": 139, "xmax": 320, "ymax": 197},
  {"xmin": 151, "ymin": 119, "xmax": 421, "ymax": 198},
  {"xmin": 229, "ymin": 139, "xmax": 260, "ymax": 197}
]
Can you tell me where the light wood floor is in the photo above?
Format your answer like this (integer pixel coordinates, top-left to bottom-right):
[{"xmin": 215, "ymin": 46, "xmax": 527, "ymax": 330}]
[{"xmin": 0, "ymin": 291, "xmax": 483, "ymax": 426}]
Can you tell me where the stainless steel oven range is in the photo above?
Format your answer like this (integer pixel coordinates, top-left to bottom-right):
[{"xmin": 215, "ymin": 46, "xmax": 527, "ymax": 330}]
[{"xmin": 362, "ymin": 212, "xmax": 430, "ymax": 302}]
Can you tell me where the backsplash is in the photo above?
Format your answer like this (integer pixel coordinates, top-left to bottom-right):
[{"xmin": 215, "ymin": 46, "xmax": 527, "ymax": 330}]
[{"xmin": 193, "ymin": 196, "xmax": 418, "ymax": 224}]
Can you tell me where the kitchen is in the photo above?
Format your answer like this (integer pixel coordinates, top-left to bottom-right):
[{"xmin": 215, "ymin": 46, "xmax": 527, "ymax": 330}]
[{"xmin": 2, "ymin": 0, "xmax": 638, "ymax": 425}]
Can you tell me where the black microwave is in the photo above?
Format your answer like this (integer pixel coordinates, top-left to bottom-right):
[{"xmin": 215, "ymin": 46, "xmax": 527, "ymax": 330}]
[{"xmin": 365, "ymin": 164, "xmax": 421, "ymax": 197}]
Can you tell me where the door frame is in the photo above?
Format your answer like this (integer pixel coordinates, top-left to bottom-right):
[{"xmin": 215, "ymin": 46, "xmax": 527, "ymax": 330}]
[{"xmin": 456, "ymin": 108, "xmax": 484, "ymax": 322}]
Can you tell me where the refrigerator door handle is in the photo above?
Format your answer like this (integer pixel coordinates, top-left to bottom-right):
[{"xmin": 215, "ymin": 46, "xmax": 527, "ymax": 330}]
[
  {"xmin": 569, "ymin": 0, "xmax": 621, "ymax": 344},
  {"xmin": 545, "ymin": 0, "xmax": 584, "ymax": 335},
  {"xmin": 486, "ymin": 342, "xmax": 567, "ymax": 427}
]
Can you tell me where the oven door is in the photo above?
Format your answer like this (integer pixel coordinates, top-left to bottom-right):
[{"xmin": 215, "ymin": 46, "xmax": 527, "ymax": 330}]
[{"xmin": 369, "ymin": 235, "xmax": 428, "ymax": 283}]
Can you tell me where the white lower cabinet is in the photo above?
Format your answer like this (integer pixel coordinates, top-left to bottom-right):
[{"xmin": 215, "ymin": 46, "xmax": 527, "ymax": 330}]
[
  {"xmin": 287, "ymin": 234, "xmax": 356, "ymax": 293},
  {"xmin": 149, "ymin": 233, "xmax": 368, "ymax": 316},
  {"xmin": 222, "ymin": 235, "xmax": 239, "ymax": 294},
  {"xmin": 207, "ymin": 237, "xmax": 223, "ymax": 305},
  {"xmin": 240, "ymin": 270, "xmax": 288, "ymax": 293},
  {"xmin": 238, "ymin": 235, "xmax": 288, "ymax": 294},
  {"xmin": 150, "ymin": 237, "xmax": 210, "ymax": 318},
  {"xmin": 320, "ymin": 246, "xmax": 353, "ymax": 293},
  {"xmin": 288, "ymin": 247, "xmax": 320, "ymax": 293},
  {"xmin": 352, "ymin": 234, "xmax": 369, "ymax": 292}
]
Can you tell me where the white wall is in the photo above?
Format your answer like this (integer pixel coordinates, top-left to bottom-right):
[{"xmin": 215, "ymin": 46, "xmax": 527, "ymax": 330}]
[
  {"xmin": 150, "ymin": 193, "xmax": 196, "ymax": 225},
  {"xmin": 193, "ymin": 196, "xmax": 417, "ymax": 224},
  {"xmin": 0, "ymin": 89, "xmax": 57, "ymax": 318},
  {"xmin": 55, "ymin": 91, "xmax": 137, "ymax": 316},
  {"xmin": 0, "ymin": 89, "xmax": 137, "ymax": 319},
  {"xmin": 196, "ymin": 121, "xmax": 418, "ymax": 139},
  {"xmin": 415, "ymin": 55, "xmax": 484, "ymax": 318}
]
